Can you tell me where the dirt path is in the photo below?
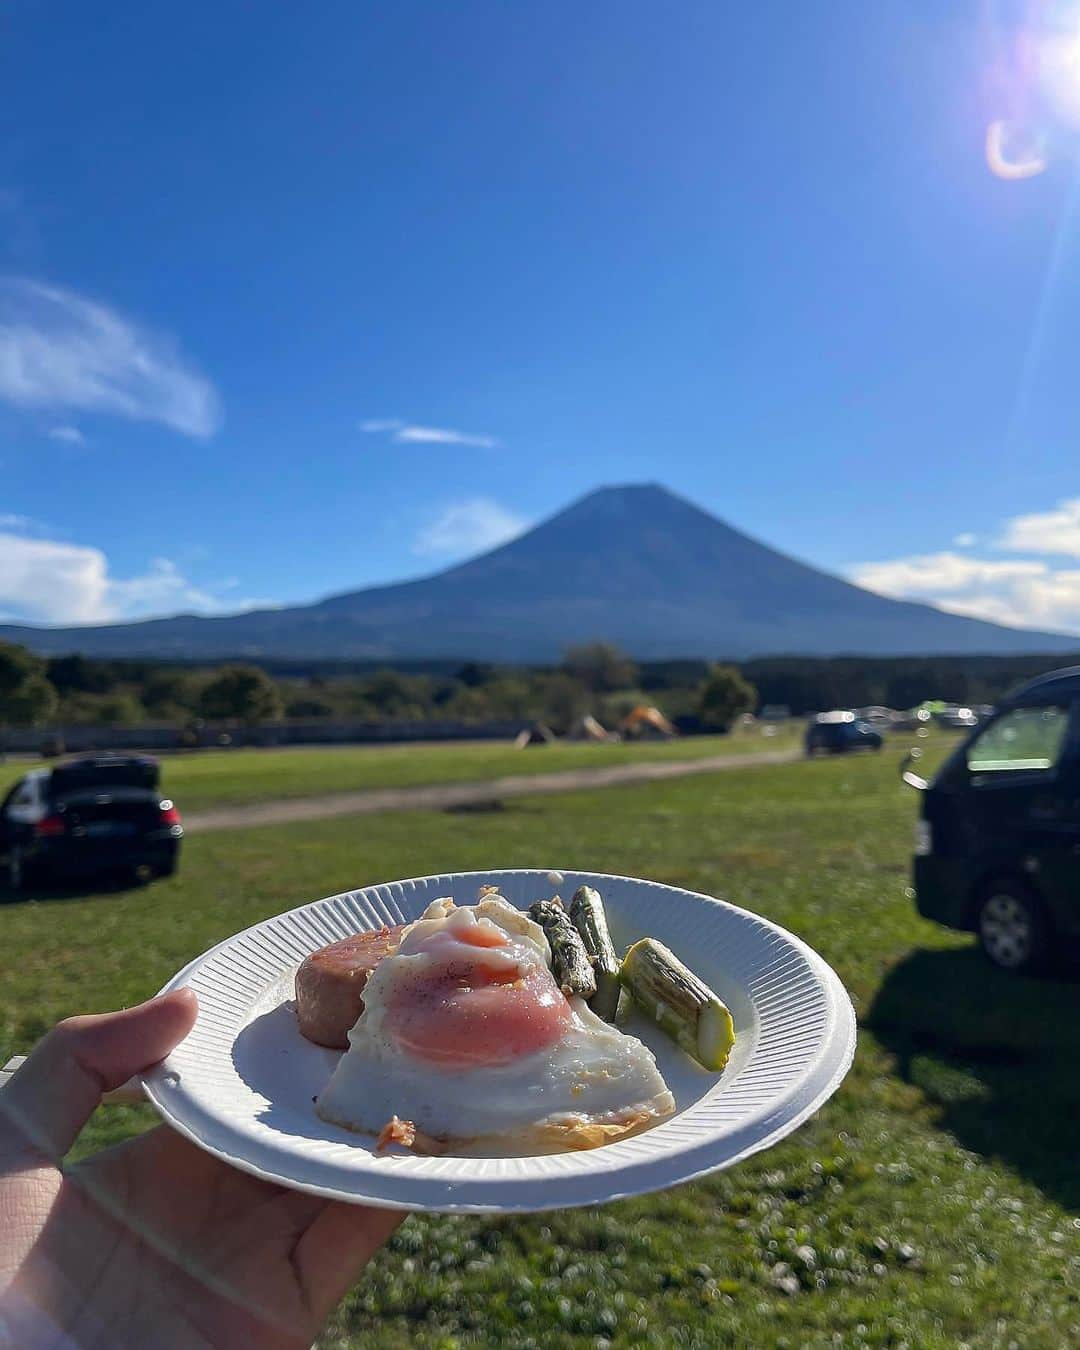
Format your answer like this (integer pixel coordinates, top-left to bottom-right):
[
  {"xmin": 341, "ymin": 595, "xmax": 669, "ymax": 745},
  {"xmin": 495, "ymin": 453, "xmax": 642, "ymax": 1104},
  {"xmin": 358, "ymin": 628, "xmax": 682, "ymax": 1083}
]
[{"xmin": 183, "ymin": 746, "xmax": 802, "ymax": 833}]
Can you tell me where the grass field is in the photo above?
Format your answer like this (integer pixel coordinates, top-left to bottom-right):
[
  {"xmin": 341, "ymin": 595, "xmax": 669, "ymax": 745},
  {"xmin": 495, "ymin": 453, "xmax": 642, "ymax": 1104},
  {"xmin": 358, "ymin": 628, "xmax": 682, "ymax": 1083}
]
[
  {"xmin": 4, "ymin": 740, "xmax": 1077, "ymax": 1346},
  {"xmin": 0, "ymin": 726, "xmax": 802, "ymax": 816}
]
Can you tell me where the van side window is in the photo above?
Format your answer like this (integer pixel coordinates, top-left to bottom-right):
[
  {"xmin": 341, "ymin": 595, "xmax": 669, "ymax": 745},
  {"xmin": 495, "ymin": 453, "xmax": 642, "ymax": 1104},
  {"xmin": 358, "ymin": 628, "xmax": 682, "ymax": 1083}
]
[{"xmin": 966, "ymin": 705, "xmax": 1069, "ymax": 773}]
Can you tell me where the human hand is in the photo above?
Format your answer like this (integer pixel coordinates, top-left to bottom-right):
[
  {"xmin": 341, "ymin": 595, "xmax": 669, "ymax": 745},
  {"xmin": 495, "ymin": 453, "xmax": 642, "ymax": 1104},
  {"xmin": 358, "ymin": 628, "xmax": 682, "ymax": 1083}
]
[{"xmin": 0, "ymin": 990, "xmax": 405, "ymax": 1349}]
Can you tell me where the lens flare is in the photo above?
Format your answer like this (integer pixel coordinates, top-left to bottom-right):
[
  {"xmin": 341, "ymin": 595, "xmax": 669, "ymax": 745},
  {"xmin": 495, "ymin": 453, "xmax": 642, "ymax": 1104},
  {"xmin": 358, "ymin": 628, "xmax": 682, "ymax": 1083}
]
[
  {"xmin": 986, "ymin": 118, "xmax": 1048, "ymax": 177},
  {"xmin": 983, "ymin": 1, "xmax": 1080, "ymax": 179}
]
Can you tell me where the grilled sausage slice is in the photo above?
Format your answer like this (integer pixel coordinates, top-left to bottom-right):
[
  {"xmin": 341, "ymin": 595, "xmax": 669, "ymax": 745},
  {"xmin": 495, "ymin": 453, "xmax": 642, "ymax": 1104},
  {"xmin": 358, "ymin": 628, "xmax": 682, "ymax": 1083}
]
[{"xmin": 295, "ymin": 925, "xmax": 405, "ymax": 1048}]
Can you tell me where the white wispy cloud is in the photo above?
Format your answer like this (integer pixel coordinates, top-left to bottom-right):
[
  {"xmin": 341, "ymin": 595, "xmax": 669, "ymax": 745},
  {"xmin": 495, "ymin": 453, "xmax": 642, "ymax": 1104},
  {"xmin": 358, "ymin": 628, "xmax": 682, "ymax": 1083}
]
[
  {"xmin": 0, "ymin": 278, "xmax": 221, "ymax": 438},
  {"xmin": 849, "ymin": 551, "xmax": 1080, "ymax": 634},
  {"xmin": 359, "ymin": 417, "xmax": 499, "ymax": 448},
  {"xmin": 412, "ymin": 497, "xmax": 528, "ymax": 559},
  {"xmin": 0, "ymin": 521, "xmax": 259, "ymax": 625},
  {"xmin": 844, "ymin": 495, "xmax": 1080, "ymax": 635},
  {"xmin": 0, "ymin": 511, "xmax": 54, "ymax": 536},
  {"xmin": 48, "ymin": 424, "xmax": 86, "ymax": 445},
  {"xmin": 999, "ymin": 497, "xmax": 1080, "ymax": 557},
  {"xmin": 0, "ymin": 533, "xmax": 111, "ymax": 624},
  {"xmin": 853, "ymin": 553, "xmax": 1045, "ymax": 600},
  {"xmin": 396, "ymin": 425, "xmax": 499, "ymax": 448}
]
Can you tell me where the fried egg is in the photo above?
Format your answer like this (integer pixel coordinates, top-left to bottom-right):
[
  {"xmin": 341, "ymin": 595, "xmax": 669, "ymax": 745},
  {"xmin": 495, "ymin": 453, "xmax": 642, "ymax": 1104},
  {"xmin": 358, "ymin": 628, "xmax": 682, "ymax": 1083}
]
[{"xmin": 315, "ymin": 893, "xmax": 675, "ymax": 1153}]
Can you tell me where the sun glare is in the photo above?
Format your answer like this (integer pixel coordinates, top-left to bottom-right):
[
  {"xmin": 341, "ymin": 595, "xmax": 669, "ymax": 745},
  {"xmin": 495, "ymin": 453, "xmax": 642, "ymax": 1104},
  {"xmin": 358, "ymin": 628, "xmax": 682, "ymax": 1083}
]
[
  {"xmin": 1039, "ymin": 26, "xmax": 1080, "ymax": 123},
  {"xmin": 985, "ymin": 6, "xmax": 1080, "ymax": 179}
]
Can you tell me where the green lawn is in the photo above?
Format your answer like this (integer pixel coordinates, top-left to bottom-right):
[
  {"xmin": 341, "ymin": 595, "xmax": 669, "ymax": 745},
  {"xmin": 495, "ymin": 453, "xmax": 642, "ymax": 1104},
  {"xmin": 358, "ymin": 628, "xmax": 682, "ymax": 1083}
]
[
  {"xmin": 5, "ymin": 743, "xmax": 1075, "ymax": 1347},
  {"xmin": 0, "ymin": 726, "xmax": 804, "ymax": 816}
]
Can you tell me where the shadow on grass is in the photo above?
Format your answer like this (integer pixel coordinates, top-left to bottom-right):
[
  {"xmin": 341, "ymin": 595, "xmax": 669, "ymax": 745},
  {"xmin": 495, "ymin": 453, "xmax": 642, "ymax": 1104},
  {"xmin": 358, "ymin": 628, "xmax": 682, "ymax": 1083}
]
[
  {"xmin": 868, "ymin": 946, "xmax": 1080, "ymax": 1210},
  {"xmin": 0, "ymin": 872, "xmax": 149, "ymax": 905}
]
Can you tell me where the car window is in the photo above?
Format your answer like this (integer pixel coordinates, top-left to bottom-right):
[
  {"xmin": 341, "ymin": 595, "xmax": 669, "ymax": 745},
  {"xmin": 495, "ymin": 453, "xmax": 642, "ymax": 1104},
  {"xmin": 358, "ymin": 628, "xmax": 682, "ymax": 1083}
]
[
  {"xmin": 966, "ymin": 705, "xmax": 1069, "ymax": 773},
  {"xmin": 8, "ymin": 780, "xmax": 37, "ymax": 808}
]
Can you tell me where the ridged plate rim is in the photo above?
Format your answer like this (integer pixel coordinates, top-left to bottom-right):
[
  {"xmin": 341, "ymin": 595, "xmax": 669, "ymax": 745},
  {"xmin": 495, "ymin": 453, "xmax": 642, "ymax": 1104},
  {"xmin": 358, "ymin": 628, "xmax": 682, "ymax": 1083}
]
[{"xmin": 141, "ymin": 870, "xmax": 856, "ymax": 1213}]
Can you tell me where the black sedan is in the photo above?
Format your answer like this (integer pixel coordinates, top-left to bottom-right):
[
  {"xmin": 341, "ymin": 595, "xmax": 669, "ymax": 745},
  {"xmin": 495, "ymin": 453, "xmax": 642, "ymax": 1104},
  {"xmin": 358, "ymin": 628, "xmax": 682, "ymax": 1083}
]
[
  {"xmin": 0, "ymin": 753, "xmax": 182, "ymax": 890},
  {"xmin": 805, "ymin": 711, "xmax": 884, "ymax": 756}
]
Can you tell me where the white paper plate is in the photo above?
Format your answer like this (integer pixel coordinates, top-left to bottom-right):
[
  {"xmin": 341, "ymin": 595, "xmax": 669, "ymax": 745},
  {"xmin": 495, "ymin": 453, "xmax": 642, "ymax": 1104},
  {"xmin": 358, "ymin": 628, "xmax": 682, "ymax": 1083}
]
[{"xmin": 141, "ymin": 870, "xmax": 855, "ymax": 1213}]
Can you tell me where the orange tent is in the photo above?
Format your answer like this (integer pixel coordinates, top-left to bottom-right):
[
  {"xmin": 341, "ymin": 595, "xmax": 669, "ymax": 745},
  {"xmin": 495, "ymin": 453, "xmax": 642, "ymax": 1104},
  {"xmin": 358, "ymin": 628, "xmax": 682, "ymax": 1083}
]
[{"xmin": 621, "ymin": 705, "xmax": 677, "ymax": 739}]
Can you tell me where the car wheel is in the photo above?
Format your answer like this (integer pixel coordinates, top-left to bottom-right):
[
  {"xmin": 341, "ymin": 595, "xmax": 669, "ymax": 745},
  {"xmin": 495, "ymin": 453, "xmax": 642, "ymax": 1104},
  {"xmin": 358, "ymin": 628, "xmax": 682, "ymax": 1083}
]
[
  {"xmin": 976, "ymin": 882, "xmax": 1049, "ymax": 974},
  {"xmin": 7, "ymin": 846, "xmax": 22, "ymax": 892}
]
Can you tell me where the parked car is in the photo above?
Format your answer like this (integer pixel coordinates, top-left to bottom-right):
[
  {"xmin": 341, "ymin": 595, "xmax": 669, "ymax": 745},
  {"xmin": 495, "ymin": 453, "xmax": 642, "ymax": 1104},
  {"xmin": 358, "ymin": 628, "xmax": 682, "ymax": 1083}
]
[
  {"xmin": 0, "ymin": 753, "xmax": 182, "ymax": 891},
  {"xmin": 805, "ymin": 711, "xmax": 884, "ymax": 755},
  {"xmin": 937, "ymin": 704, "xmax": 979, "ymax": 731},
  {"xmin": 905, "ymin": 665, "xmax": 1080, "ymax": 972},
  {"xmin": 854, "ymin": 705, "xmax": 899, "ymax": 732}
]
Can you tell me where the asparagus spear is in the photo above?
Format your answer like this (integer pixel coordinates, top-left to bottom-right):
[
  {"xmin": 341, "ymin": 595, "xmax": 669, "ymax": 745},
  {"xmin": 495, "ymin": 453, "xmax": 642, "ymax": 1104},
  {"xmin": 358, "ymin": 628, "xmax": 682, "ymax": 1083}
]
[
  {"xmin": 620, "ymin": 938, "xmax": 735, "ymax": 1071},
  {"xmin": 529, "ymin": 898, "xmax": 597, "ymax": 999},
  {"xmin": 568, "ymin": 885, "xmax": 621, "ymax": 1022}
]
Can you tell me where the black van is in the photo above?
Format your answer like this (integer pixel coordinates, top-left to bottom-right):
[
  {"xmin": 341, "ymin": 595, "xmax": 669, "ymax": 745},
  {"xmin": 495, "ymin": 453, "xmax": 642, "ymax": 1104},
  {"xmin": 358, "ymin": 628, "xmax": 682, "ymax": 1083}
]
[{"xmin": 907, "ymin": 666, "xmax": 1080, "ymax": 973}]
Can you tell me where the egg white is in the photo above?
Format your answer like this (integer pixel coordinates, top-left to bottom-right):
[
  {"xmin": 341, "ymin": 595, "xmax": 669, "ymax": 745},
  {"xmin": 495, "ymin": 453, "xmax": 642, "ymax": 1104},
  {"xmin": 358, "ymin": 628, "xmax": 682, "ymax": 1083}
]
[{"xmin": 315, "ymin": 895, "xmax": 675, "ymax": 1153}]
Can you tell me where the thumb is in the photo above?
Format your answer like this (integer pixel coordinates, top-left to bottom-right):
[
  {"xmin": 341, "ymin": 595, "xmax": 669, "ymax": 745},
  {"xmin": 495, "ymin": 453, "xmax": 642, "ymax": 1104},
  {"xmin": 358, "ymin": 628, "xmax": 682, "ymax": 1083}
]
[{"xmin": 0, "ymin": 989, "xmax": 197, "ymax": 1164}]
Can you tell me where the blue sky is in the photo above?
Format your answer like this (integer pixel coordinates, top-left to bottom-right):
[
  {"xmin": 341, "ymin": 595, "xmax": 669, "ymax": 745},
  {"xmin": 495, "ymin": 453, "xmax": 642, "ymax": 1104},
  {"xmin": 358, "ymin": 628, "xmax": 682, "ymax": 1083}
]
[{"xmin": 4, "ymin": 2, "xmax": 1080, "ymax": 632}]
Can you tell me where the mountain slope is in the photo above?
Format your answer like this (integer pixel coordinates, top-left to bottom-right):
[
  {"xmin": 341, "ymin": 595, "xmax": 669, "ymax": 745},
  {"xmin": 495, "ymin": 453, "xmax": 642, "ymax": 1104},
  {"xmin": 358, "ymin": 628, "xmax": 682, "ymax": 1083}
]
[{"xmin": 2, "ymin": 484, "xmax": 1075, "ymax": 660}]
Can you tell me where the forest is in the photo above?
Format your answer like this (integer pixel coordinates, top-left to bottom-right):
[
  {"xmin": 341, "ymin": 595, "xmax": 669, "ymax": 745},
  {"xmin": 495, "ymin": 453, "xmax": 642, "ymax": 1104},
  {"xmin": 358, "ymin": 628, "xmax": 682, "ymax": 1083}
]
[{"xmin": 1, "ymin": 640, "xmax": 1075, "ymax": 730}]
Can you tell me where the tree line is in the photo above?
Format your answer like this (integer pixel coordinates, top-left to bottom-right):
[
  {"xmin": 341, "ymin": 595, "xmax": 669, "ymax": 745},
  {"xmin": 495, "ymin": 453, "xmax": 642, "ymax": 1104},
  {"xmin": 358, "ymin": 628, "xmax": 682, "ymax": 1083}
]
[
  {"xmin": 0, "ymin": 642, "xmax": 759, "ymax": 734},
  {"xmin": 738, "ymin": 653, "xmax": 1080, "ymax": 714},
  {"xmin": 2, "ymin": 639, "xmax": 1075, "ymax": 733}
]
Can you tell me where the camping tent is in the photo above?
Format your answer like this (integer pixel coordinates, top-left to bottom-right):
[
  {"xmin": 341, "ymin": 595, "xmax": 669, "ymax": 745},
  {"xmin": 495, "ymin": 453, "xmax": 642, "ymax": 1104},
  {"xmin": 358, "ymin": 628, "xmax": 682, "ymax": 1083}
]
[
  {"xmin": 621, "ymin": 705, "xmax": 677, "ymax": 739},
  {"xmin": 567, "ymin": 714, "xmax": 614, "ymax": 743},
  {"xmin": 513, "ymin": 722, "xmax": 557, "ymax": 748}
]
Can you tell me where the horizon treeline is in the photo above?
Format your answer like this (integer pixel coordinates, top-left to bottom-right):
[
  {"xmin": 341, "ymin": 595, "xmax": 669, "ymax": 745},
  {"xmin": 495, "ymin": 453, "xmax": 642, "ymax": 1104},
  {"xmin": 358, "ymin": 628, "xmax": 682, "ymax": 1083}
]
[{"xmin": 2, "ymin": 641, "xmax": 1077, "ymax": 731}]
